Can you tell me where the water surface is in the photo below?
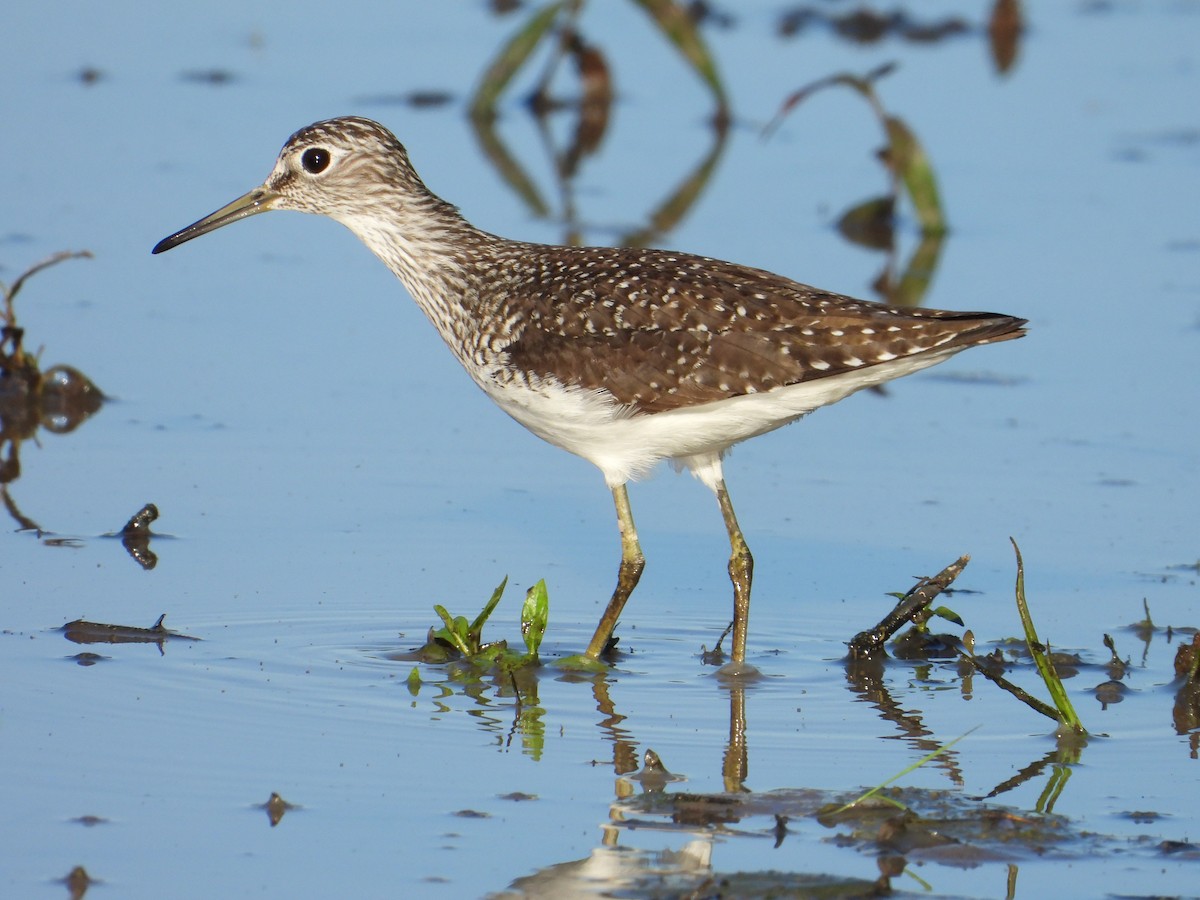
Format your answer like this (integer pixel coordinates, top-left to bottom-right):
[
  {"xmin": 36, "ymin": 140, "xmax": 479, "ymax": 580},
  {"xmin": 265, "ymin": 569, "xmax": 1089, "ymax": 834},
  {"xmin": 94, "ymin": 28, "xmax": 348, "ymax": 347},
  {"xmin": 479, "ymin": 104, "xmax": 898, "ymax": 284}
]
[{"xmin": 3, "ymin": 2, "xmax": 1198, "ymax": 897}]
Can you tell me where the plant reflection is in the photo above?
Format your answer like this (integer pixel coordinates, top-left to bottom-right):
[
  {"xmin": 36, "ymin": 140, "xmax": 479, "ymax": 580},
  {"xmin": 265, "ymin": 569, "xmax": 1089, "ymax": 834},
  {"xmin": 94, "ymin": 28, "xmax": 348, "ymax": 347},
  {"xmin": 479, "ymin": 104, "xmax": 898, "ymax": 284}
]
[
  {"xmin": 507, "ymin": 725, "xmax": 1109, "ymax": 898},
  {"xmin": 403, "ymin": 597, "xmax": 1192, "ymax": 896},
  {"xmin": 469, "ymin": 20, "xmax": 955, "ymax": 312},
  {"xmin": 468, "ymin": 0, "xmax": 730, "ymax": 249},
  {"xmin": 766, "ymin": 62, "xmax": 951, "ymax": 310},
  {"xmin": 0, "ymin": 252, "xmax": 133, "ymax": 556},
  {"xmin": 844, "ymin": 654, "xmax": 967, "ymax": 787},
  {"xmin": 432, "ymin": 568, "xmax": 1197, "ymax": 891},
  {"xmin": 1172, "ymin": 633, "xmax": 1200, "ymax": 758},
  {"xmin": 472, "ymin": 1, "xmax": 727, "ymax": 123},
  {"xmin": 468, "ymin": 60, "xmax": 730, "ymax": 252},
  {"xmin": 395, "ymin": 561, "xmax": 1192, "ymax": 891},
  {"xmin": 775, "ymin": 0, "xmax": 1024, "ymax": 75}
]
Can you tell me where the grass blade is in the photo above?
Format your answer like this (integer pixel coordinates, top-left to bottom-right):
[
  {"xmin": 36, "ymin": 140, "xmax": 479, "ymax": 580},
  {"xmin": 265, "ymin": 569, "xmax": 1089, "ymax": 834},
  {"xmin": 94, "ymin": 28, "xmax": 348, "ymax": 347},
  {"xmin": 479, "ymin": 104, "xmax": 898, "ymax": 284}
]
[
  {"xmin": 469, "ymin": 576, "xmax": 509, "ymax": 647},
  {"xmin": 831, "ymin": 727, "xmax": 978, "ymax": 815},
  {"xmin": 1010, "ymin": 538, "xmax": 1085, "ymax": 735}
]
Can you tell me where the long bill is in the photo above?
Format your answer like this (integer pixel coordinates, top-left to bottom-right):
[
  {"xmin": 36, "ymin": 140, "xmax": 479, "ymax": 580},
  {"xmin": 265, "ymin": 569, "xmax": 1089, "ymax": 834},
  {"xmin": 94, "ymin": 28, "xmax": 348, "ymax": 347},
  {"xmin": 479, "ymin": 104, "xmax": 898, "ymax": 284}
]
[{"xmin": 152, "ymin": 187, "xmax": 281, "ymax": 254}]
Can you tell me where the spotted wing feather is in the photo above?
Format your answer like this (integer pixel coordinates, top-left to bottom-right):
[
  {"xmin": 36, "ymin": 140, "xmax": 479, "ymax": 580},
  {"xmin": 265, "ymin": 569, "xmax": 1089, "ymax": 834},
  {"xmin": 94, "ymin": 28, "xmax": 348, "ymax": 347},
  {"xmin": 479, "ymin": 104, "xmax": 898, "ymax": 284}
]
[{"xmin": 498, "ymin": 246, "xmax": 1026, "ymax": 414}]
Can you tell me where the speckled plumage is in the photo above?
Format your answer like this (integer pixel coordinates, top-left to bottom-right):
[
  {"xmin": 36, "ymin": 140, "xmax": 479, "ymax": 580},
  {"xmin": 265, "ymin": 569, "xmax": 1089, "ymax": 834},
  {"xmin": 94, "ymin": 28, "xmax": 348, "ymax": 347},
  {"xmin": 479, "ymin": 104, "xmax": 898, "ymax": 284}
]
[{"xmin": 154, "ymin": 116, "xmax": 1026, "ymax": 667}]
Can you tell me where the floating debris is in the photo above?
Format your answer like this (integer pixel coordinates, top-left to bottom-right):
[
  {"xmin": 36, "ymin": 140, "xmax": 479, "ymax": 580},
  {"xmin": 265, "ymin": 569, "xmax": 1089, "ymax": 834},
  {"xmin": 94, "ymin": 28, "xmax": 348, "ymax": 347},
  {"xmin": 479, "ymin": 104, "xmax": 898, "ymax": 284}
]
[
  {"xmin": 59, "ymin": 864, "xmax": 95, "ymax": 899},
  {"xmin": 69, "ymin": 815, "xmax": 108, "ymax": 827},
  {"xmin": 452, "ymin": 809, "xmax": 492, "ymax": 819},
  {"xmin": 115, "ymin": 502, "xmax": 160, "ymax": 570},
  {"xmin": 179, "ymin": 68, "xmax": 236, "ymax": 85},
  {"xmin": 777, "ymin": 6, "xmax": 970, "ymax": 44},
  {"xmin": 120, "ymin": 503, "xmax": 158, "ymax": 536},
  {"xmin": 259, "ymin": 792, "xmax": 297, "ymax": 827},
  {"xmin": 60, "ymin": 614, "xmax": 199, "ymax": 647},
  {"xmin": 356, "ymin": 90, "xmax": 455, "ymax": 108},
  {"xmin": 76, "ymin": 66, "xmax": 104, "ymax": 85},
  {"xmin": 618, "ymin": 749, "xmax": 687, "ymax": 798}
]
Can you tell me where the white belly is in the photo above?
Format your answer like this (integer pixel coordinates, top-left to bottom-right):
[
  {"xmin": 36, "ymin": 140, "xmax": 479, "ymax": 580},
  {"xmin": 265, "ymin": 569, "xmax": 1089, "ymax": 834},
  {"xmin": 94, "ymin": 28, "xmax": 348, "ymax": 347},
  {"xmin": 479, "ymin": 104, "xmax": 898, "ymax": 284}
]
[{"xmin": 476, "ymin": 348, "xmax": 959, "ymax": 488}]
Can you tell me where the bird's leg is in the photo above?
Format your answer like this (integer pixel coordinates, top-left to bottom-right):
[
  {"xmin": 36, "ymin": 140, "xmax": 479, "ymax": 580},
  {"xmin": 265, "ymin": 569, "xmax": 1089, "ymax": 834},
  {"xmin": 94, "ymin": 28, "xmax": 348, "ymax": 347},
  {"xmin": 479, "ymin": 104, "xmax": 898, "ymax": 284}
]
[
  {"xmin": 715, "ymin": 478, "xmax": 753, "ymax": 665},
  {"xmin": 585, "ymin": 484, "xmax": 645, "ymax": 659}
]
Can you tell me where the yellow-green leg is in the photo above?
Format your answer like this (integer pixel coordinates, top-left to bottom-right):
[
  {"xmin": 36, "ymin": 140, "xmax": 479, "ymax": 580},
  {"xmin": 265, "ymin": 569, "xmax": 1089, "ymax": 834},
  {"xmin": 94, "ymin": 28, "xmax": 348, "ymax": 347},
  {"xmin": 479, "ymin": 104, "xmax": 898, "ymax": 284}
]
[
  {"xmin": 715, "ymin": 478, "xmax": 753, "ymax": 665},
  {"xmin": 585, "ymin": 484, "xmax": 645, "ymax": 659}
]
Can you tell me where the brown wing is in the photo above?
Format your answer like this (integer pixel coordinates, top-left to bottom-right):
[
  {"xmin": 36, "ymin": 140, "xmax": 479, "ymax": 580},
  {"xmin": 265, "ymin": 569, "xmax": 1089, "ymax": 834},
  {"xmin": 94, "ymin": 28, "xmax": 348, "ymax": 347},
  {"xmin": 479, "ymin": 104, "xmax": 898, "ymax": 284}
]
[{"xmin": 497, "ymin": 245, "xmax": 1026, "ymax": 413}]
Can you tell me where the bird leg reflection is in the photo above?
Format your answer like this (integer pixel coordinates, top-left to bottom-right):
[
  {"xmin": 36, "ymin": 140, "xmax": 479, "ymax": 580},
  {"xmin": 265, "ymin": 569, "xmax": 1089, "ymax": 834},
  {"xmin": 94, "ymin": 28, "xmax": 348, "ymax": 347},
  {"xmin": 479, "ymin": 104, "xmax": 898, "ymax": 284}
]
[
  {"xmin": 723, "ymin": 681, "xmax": 749, "ymax": 792},
  {"xmin": 715, "ymin": 479, "xmax": 753, "ymax": 666},
  {"xmin": 585, "ymin": 483, "xmax": 645, "ymax": 659}
]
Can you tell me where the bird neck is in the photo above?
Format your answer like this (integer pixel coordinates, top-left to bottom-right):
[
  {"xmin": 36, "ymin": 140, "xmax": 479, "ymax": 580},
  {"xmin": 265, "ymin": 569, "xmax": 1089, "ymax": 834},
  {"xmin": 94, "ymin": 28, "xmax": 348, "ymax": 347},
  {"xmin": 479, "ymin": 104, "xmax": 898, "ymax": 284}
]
[{"xmin": 336, "ymin": 198, "xmax": 501, "ymax": 365}]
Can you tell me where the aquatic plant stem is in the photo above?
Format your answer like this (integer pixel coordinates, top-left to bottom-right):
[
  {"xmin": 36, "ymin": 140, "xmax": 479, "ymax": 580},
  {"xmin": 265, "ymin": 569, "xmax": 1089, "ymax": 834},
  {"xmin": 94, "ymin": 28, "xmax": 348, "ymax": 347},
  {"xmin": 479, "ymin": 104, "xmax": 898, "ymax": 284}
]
[{"xmin": 1010, "ymin": 538, "xmax": 1085, "ymax": 735}]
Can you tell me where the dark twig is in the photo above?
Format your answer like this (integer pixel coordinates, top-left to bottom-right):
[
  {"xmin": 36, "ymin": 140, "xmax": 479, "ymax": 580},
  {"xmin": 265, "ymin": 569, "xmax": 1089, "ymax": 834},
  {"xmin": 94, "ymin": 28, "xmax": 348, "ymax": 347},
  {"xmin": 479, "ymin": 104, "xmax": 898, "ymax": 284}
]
[{"xmin": 848, "ymin": 554, "xmax": 969, "ymax": 658}]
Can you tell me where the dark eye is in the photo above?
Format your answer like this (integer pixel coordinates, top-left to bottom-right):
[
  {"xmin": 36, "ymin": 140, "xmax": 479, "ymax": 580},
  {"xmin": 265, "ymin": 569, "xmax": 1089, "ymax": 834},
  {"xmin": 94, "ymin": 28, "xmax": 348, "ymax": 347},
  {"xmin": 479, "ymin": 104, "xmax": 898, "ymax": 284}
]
[{"xmin": 301, "ymin": 147, "xmax": 331, "ymax": 174}]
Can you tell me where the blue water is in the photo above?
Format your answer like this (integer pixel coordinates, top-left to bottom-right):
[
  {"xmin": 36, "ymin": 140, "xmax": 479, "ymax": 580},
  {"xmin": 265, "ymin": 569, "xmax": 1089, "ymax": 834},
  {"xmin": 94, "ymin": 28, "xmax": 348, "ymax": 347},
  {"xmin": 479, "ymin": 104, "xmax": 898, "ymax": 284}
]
[{"xmin": 4, "ymin": 2, "xmax": 1198, "ymax": 897}]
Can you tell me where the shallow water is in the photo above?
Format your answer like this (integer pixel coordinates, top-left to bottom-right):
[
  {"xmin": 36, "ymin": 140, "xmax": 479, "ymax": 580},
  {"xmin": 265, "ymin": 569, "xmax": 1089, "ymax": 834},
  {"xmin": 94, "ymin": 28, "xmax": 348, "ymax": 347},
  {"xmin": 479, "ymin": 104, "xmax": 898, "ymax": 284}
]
[{"xmin": 4, "ymin": 2, "xmax": 1199, "ymax": 897}]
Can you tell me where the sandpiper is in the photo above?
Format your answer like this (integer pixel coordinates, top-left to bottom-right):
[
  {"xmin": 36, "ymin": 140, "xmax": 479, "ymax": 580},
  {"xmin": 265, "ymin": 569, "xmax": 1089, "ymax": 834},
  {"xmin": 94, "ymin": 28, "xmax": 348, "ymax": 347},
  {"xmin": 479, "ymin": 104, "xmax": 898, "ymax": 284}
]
[{"xmin": 154, "ymin": 116, "xmax": 1025, "ymax": 667}]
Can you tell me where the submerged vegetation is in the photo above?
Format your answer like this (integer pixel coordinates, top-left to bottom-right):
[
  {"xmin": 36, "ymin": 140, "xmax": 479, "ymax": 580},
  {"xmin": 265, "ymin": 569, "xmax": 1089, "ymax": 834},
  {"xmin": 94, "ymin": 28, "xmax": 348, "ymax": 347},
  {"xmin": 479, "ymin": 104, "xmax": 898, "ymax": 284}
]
[
  {"xmin": 411, "ymin": 546, "xmax": 1196, "ymax": 893},
  {"xmin": 405, "ymin": 540, "xmax": 1197, "ymax": 816},
  {"xmin": 411, "ymin": 576, "xmax": 549, "ymax": 669}
]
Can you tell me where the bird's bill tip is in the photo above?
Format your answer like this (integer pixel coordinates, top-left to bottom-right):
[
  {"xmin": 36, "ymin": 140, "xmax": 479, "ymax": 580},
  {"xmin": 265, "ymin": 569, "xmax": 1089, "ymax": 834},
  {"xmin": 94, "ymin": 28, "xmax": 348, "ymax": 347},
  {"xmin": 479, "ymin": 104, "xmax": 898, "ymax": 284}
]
[{"xmin": 152, "ymin": 187, "xmax": 281, "ymax": 255}]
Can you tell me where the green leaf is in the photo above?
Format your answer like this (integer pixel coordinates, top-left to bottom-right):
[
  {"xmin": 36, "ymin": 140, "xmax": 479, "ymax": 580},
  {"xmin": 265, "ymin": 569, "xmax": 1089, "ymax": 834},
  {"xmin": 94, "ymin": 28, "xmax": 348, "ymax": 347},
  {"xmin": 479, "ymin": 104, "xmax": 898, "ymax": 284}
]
[
  {"xmin": 433, "ymin": 604, "xmax": 472, "ymax": 656},
  {"xmin": 405, "ymin": 666, "xmax": 421, "ymax": 695},
  {"xmin": 469, "ymin": 1, "xmax": 565, "ymax": 119},
  {"xmin": 469, "ymin": 576, "xmax": 509, "ymax": 647},
  {"xmin": 520, "ymin": 579, "xmax": 550, "ymax": 658},
  {"xmin": 473, "ymin": 642, "xmax": 509, "ymax": 667},
  {"xmin": 932, "ymin": 606, "xmax": 964, "ymax": 627},
  {"xmin": 432, "ymin": 603, "xmax": 455, "ymax": 634}
]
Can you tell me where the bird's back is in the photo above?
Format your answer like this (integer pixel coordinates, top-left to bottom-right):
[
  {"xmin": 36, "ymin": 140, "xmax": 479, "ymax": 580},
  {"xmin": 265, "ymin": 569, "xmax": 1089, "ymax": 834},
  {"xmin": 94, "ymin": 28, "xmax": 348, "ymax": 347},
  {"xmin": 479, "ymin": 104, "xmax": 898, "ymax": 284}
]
[{"xmin": 480, "ymin": 242, "xmax": 1026, "ymax": 416}]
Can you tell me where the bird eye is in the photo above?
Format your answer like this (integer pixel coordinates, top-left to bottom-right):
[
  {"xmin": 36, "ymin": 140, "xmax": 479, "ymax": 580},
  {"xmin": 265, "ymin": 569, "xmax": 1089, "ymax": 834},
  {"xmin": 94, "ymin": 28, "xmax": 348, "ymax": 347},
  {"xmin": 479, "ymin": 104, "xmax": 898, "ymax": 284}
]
[{"xmin": 301, "ymin": 148, "xmax": 331, "ymax": 174}]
